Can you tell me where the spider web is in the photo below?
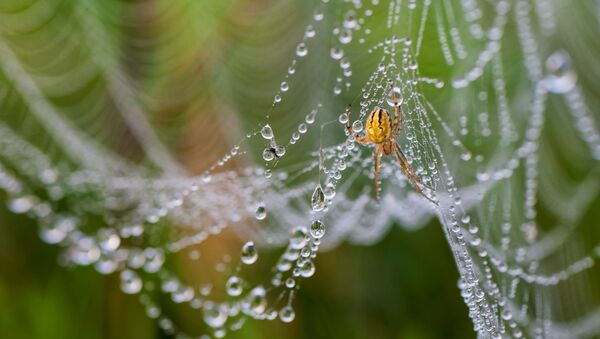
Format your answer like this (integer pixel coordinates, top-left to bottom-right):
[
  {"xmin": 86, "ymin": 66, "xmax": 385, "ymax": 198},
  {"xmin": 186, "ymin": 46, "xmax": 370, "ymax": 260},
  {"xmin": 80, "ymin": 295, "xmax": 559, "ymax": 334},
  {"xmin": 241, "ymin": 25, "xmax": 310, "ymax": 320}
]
[{"xmin": 0, "ymin": 0, "xmax": 599, "ymax": 338}]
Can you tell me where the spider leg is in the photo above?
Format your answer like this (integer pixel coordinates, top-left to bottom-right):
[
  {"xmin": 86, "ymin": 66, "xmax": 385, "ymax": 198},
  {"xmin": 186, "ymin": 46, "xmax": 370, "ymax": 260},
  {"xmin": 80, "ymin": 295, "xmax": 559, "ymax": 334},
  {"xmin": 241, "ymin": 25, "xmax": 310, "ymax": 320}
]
[
  {"xmin": 394, "ymin": 143, "xmax": 437, "ymax": 205},
  {"xmin": 345, "ymin": 105, "xmax": 369, "ymax": 144},
  {"xmin": 395, "ymin": 144, "xmax": 431, "ymax": 189},
  {"xmin": 373, "ymin": 144, "xmax": 383, "ymax": 201}
]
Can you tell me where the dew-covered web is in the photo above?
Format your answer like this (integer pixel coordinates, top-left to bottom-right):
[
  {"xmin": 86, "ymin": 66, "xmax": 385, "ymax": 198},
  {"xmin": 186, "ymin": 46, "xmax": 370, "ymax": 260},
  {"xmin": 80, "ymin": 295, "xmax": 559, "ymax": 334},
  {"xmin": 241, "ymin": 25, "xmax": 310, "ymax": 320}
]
[{"xmin": 1, "ymin": 0, "xmax": 600, "ymax": 338}]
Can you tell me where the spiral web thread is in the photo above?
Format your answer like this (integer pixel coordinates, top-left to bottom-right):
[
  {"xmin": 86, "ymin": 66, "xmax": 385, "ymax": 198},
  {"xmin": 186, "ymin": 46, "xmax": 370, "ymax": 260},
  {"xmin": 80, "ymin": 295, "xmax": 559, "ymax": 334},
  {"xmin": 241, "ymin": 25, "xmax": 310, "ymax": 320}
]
[{"xmin": 0, "ymin": 0, "xmax": 599, "ymax": 338}]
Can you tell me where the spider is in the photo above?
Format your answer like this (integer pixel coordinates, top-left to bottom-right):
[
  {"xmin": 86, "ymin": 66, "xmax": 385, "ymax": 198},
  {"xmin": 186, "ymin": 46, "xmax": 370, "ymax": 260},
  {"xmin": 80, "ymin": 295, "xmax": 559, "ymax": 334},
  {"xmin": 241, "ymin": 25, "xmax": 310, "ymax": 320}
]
[{"xmin": 345, "ymin": 85, "xmax": 436, "ymax": 204}]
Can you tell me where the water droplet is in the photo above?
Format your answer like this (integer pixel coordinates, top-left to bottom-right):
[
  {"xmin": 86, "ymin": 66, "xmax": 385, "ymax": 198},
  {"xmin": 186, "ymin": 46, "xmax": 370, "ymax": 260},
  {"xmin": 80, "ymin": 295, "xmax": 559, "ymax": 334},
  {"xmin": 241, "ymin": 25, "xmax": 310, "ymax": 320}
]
[
  {"xmin": 340, "ymin": 57, "xmax": 351, "ymax": 69},
  {"xmin": 313, "ymin": 10, "xmax": 324, "ymax": 21},
  {"xmin": 285, "ymin": 277, "xmax": 296, "ymax": 288},
  {"xmin": 261, "ymin": 124, "xmax": 274, "ymax": 139},
  {"xmin": 386, "ymin": 87, "xmax": 404, "ymax": 107},
  {"xmin": 339, "ymin": 29, "xmax": 352, "ymax": 44},
  {"xmin": 305, "ymin": 110, "xmax": 317, "ymax": 124},
  {"xmin": 305, "ymin": 25, "xmax": 316, "ymax": 38},
  {"xmin": 274, "ymin": 94, "xmax": 282, "ymax": 103},
  {"xmin": 245, "ymin": 286, "xmax": 267, "ymax": 315},
  {"xmin": 333, "ymin": 85, "xmax": 342, "ymax": 95},
  {"xmin": 301, "ymin": 247, "xmax": 311, "ymax": 258},
  {"xmin": 203, "ymin": 302, "xmax": 228, "ymax": 328},
  {"xmin": 461, "ymin": 151, "xmax": 472, "ymax": 161},
  {"xmin": 311, "ymin": 185, "xmax": 326, "ymax": 211},
  {"xmin": 143, "ymin": 248, "xmax": 165, "ymax": 273},
  {"xmin": 262, "ymin": 148, "xmax": 275, "ymax": 162},
  {"xmin": 275, "ymin": 145, "xmax": 286, "ymax": 157},
  {"xmin": 280, "ymin": 81, "xmax": 289, "ymax": 92},
  {"xmin": 298, "ymin": 123, "xmax": 308, "ymax": 134},
  {"xmin": 299, "ymin": 260, "xmax": 316, "ymax": 277},
  {"xmin": 343, "ymin": 11, "xmax": 358, "ymax": 29},
  {"xmin": 323, "ymin": 185, "xmax": 336, "ymax": 199},
  {"xmin": 120, "ymin": 269, "xmax": 142, "ymax": 294},
  {"xmin": 330, "ymin": 48, "xmax": 344, "ymax": 60},
  {"xmin": 290, "ymin": 226, "xmax": 308, "ymax": 249},
  {"xmin": 226, "ymin": 276, "xmax": 243, "ymax": 296},
  {"xmin": 339, "ymin": 112, "xmax": 349, "ymax": 124},
  {"xmin": 99, "ymin": 229, "xmax": 121, "ymax": 252},
  {"xmin": 310, "ymin": 220, "xmax": 326, "ymax": 239},
  {"xmin": 8, "ymin": 196, "xmax": 34, "ymax": 214},
  {"xmin": 241, "ymin": 241, "xmax": 258, "ymax": 265},
  {"xmin": 296, "ymin": 43, "xmax": 308, "ymax": 57},
  {"xmin": 351, "ymin": 120, "xmax": 363, "ymax": 133},
  {"xmin": 279, "ymin": 306, "xmax": 295, "ymax": 323},
  {"xmin": 255, "ymin": 206, "xmax": 267, "ymax": 220},
  {"xmin": 543, "ymin": 50, "xmax": 577, "ymax": 93}
]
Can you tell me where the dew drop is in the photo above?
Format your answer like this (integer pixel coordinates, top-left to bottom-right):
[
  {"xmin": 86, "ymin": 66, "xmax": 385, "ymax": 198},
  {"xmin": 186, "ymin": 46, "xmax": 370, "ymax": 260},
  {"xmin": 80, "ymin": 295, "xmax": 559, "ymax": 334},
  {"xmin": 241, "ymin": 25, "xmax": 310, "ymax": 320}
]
[
  {"xmin": 226, "ymin": 276, "xmax": 243, "ymax": 296},
  {"xmin": 245, "ymin": 286, "xmax": 267, "ymax": 315},
  {"xmin": 386, "ymin": 87, "xmax": 404, "ymax": 107},
  {"xmin": 262, "ymin": 148, "xmax": 275, "ymax": 161},
  {"xmin": 313, "ymin": 10, "xmax": 324, "ymax": 21},
  {"xmin": 311, "ymin": 184, "xmax": 326, "ymax": 212},
  {"xmin": 340, "ymin": 57, "xmax": 351, "ymax": 69},
  {"xmin": 255, "ymin": 206, "xmax": 267, "ymax": 220},
  {"xmin": 279, "ymin": 306, "xmax": 296, "ymax": 323},
  {"xmin": 305, "ymin": 25, "xmax": 316, "ymax": 38},
  {"xmin": 298, "ymin": 123, "xmax": 308, "ymax": 134},
  {"xmin": 351, "ymin": 120, "xmax": 363, "ymax": 133},
  {"xmin": 339, "ymin": 29, "xmax": 352, "ymax": 44},
  {"xmin": 323, "ymin": 184, "xmax": 336, "ymax": 199},
  {"xmin": 261, "ymin": 124, "xmax": 274, "ymax": 139},
  {"xmin": 305, "ymin": 110, "xmax": 317, "ymax": 124},
  {"xmin": 461, "ymin": 150, "xmax": 472, "ymax": 161},
  {"xmin": 330, "ymin": 48, "xmax": 344, "ymax": 60},
  {"xmin": 310, "ymin": 220, "xmax": 326, "ymax": 239},
  {"xmin": 280, "ymin": 81, "xmax": 289, "ymax": 92},
  {"xmin": 338, "ymin": 112, "xmax": 349, "ymax": 124},
  {"xmin": 241, "ymin": 241, "xmax": 258, "ymax": 265},
  {"xmin": 290, "ymin": 226, "xmax": 308, "ymax": 249},
  {"xmin": 285, "ymin": 277, "xmax": 296, "ymax": 288},
  {"xmin": 203, "ymin": 302, "xmax": 228, "ymax": 328},
  {"xmin": 296, "ymin": 43, "xmax": 308, "ymax": 57},
  {"xmin": 299, "ymin": 260, "xmax": 316, "ymax": 277},
  {"xmin": 543, "ymin": 50, "xmax": 577, "ymax": 94},
  {"xmin": 120, "ymin": 269, "xmax": 142, "ymax": 294},
  {"xmin": 275, "ymin": 145, "xmax": 286, "ymax": 157},
  {"xmin": 333, "ymin": 85, "xmax": 342, "ymax": 95}
]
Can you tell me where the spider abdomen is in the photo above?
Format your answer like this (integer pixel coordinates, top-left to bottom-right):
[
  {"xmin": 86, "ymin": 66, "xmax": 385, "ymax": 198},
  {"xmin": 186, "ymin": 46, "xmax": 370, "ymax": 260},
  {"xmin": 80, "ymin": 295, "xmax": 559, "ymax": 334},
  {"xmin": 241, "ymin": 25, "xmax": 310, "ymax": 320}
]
[{"xmin": 366, "ymin": 107, "xmax": 392, "ymax": 143}]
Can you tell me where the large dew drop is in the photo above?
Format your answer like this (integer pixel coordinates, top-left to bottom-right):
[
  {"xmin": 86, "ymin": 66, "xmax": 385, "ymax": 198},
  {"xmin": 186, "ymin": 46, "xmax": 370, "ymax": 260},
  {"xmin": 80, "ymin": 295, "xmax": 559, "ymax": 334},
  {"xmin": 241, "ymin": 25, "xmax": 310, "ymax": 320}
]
[
  {"xmin": 241, "ymin": 241, "xmax": 258, "ymax": 265},
  {"xmin": 261, "ymin": 124, "xmax": 274, "ymax": 139},
  {"xmin": 310, "ymin": 220, "xmax": 326, "ymax": 239},
  {"xmin": 386, "ymin": 87, "xmax": 404, "ymax": 107},
  {"xmin": 311, "ymin": 184, "xmax": 326, "ymax": 211}
]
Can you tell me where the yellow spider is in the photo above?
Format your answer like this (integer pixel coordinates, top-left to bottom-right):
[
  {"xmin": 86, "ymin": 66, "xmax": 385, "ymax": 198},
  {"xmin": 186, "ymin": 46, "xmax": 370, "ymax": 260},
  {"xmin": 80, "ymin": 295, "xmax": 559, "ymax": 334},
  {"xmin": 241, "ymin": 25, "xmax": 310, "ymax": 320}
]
[{"xmin": 346, "ymin": 87, "xmax": 436, "ymax": 204}]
